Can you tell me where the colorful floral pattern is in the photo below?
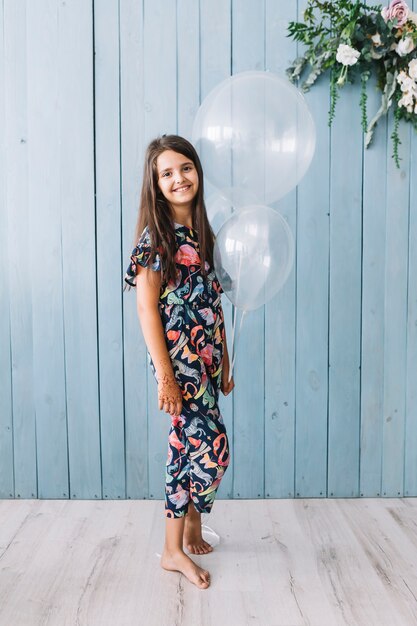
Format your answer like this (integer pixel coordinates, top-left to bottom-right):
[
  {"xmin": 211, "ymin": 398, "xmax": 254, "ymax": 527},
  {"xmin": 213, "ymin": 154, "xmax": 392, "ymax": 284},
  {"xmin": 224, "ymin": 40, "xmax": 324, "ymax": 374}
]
[{"xmin": 124, "ymin": 223, "xmax": 230, "ymax": 517}]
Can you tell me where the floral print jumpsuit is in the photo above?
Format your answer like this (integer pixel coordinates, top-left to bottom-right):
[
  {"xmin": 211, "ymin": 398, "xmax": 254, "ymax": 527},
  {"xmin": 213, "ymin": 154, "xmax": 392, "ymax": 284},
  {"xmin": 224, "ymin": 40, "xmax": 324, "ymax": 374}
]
[{"xmin": 124, "ymin": 222, "xmax": 231, "ymax": 518}]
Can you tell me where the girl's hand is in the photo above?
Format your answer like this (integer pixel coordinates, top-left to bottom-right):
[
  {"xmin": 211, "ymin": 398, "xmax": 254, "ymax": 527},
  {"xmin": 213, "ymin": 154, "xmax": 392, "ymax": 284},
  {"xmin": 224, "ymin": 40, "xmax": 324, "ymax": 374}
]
[
  {"xmin": 158, "ymin": 373, "xmax": 183, "ymax": 417},
  {"xmin": 221, "ymin": 345, "xmax": 235, "ymax": 396},
  {"xmin": 221, "ymin": 364, "xmax": 235, "ymax": 396}
]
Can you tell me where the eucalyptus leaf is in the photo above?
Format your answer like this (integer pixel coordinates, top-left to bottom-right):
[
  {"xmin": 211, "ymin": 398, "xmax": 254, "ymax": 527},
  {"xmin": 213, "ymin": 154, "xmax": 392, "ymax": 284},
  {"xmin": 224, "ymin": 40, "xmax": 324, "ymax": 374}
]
[
  {"xmin": 286, "ymin": 0, "xmax": 415, "ymax": 167},
  {"xmin": 365, "ymin": 69, "xmax": 398, "ymax": 147},
  {"xmin": 286, "ymin": 56, "xmax": 308, "ymax": 82},
  {"xmin": 302, "ymin": 49, "xmax": 334, "ymax": 90}
]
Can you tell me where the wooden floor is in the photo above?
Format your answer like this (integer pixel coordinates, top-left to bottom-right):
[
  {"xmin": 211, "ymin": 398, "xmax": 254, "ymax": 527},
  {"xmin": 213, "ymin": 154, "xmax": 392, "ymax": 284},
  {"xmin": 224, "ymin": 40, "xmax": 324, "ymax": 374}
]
[{"xmin": 0, "ymin": 498, "xmax": 417, "ymax": 625}]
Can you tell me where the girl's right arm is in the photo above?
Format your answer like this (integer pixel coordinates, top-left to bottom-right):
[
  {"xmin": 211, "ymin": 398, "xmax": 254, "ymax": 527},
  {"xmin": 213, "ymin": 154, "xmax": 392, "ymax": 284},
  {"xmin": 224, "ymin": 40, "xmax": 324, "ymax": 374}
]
[{"xmin": 135, "ymin": 267, "xmax": 183, "ymax": 417}]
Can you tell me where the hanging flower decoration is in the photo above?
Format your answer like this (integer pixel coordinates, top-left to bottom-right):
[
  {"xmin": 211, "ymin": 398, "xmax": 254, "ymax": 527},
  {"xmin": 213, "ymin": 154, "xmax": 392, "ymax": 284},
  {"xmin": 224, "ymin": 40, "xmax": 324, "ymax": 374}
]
[{"xmin": 286, "ymin": 0, "xmax": 417, "ymax": 167}]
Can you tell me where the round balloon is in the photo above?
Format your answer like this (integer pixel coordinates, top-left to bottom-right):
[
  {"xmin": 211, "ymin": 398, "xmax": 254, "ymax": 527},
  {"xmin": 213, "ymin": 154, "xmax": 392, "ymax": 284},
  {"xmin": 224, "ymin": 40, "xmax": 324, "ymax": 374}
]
[
  {"xmin": 205, "ymin": 188, "xmax": 259, "ymax": 234},
  {"xmin": 192, "ymin": 70, "xmax": 316, "ymax": 205},
  {"xmin": 214, "ymin": 205, "xmax": 295, "ymax": 311}
]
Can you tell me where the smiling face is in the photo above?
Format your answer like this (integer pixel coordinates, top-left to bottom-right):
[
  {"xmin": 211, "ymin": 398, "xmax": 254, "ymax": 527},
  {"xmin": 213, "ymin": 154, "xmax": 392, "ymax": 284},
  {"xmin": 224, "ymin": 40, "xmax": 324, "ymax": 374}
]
[{"xmin": 156, "ymin": 149, "xmax": 199, "ymax": 217}]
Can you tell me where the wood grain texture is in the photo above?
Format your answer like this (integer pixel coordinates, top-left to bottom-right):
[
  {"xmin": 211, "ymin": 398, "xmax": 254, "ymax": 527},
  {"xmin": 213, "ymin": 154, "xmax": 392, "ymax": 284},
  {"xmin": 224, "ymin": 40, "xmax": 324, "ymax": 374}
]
[
  {"xmin": 59, "ymin": 0, "xmax": 101, "ymax": 500},
  {"xmin": 94, "ymin": 0, "xmax": 126, "ymax": 500},
  {"xmin": 0, "ymin": 0, "xmax": 416, "ymax": 501},
  {"xmin": 405, "ymin": 0, "xmax": 417, "ymax": 499},
  {"xmin": 1, "ymin": 499, "xmax": 417, "ymax": 625},
  {"xmin": 120, "ymin": 0, "xmax": 148, "ymax": 500},
  {"xmin": 382, "ymin": 118, "xmax": 410, "ymax": 498},
  {"xmin": 26, "ymin": 0, "xmax": 69, "ymax": 498},
  {"xmin": 295, "ymin": 0, "xmax": 330, "ymax": 498},
  {"xmin": 177, "ymin": 0, "xmax": 200, "ymax": 138},
  {"xmin": 232, "ymin": 0, "xmax": 266, "ymax": 501},
  {"xmin": 405, "ymin": 121, "xmax": 417, "ymax": 497},
  {"xmin": 361, "ymin": 74, "xmax": 388, "ymax": 497},
  {"xmin": 264, "ymin": 0, "xmax": 297, "ymax": 498},
  {"xmin": 327, "ymin": 69, "xmax": 363, "ymax": 497},
  {"xmin": 5, "ymin": 0, "xmax": 37, "ymax": 498},
  {"xmin": 0, "ymin": 0, "xmax": 15, "ymax": 499}
]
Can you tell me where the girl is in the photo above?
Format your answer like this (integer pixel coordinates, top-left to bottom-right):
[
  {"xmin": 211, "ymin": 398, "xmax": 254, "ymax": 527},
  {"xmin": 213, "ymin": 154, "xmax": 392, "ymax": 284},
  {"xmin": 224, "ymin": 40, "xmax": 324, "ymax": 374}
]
[{"xmin": 123, "ymin": 134, "xmax": 234, "ymax": 590}]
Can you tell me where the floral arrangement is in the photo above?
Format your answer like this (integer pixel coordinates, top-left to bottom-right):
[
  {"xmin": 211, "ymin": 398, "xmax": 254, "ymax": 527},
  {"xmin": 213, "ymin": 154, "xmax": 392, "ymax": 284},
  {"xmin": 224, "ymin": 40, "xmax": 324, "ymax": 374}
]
[{"xmin": 286, "ymin": 0, "xmax": 417, "ymax": 167}]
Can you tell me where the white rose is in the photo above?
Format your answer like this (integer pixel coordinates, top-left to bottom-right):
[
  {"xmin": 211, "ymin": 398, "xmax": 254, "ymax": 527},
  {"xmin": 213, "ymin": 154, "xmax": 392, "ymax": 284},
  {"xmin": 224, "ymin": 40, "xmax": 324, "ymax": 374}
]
[
  {"xmin": 335, "ymin": 43, "xmax": 360, "ymax": 66},
  {"xmin": 395, "ymin": 36, "xmax": 415, "ymax": 56},
  {"xmin": 397, "ymin": 69, "xmax": 408, "ymax": 83},
  {"xmin": 408, "ymin": 58, "xmax": 417, "ymax": 79},
  {"xmin": 399, "ymin": 75, "xmax": 416, "ymax": 92},
  {"xmin": 404, "ymin": 92, "xmax": 414, "ymax": 105},
  {"xmin": 398, "ymin": 92, "xmax": 414, "ymax": 110}
]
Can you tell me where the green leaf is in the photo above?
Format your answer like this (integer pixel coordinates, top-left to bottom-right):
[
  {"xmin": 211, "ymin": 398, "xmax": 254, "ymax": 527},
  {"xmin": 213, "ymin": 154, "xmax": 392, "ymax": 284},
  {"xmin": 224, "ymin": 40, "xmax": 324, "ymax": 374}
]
[{"xmin": 285, "ymin": 0, "xmax": 413, "ymax": 166}]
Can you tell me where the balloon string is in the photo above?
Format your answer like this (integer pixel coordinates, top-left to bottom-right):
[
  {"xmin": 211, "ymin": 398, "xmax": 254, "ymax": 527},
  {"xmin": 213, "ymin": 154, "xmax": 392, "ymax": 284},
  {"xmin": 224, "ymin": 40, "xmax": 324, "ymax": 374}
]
[
  {"xmin": 228, "ymin": 251, "xmax": 243, "ymax": 384},
  {"xmin": 228, "ymin": 308, "xmax": 246, "ymax": 383},
  {"xmin": 229, "ymin": 304, "xmax": 238, "ymax": 383}
]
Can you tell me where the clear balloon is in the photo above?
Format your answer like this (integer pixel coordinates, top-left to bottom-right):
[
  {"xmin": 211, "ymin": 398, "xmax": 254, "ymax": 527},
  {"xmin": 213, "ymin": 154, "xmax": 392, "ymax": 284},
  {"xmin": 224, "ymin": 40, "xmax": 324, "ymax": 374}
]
[
  {"xmin": 205, "ymin": 192, "xmax": 233, "ymax": 236},
  {"xmin": 192, "ymin": 70, "xmax": 316, "ymax": 205},
  {"xmin": 205, "ymin": 188, "xmax": 259, "ymax": 235},
  {"xmin": 214, "ymin": 205, "xmax": 295, "ymax": 311}
]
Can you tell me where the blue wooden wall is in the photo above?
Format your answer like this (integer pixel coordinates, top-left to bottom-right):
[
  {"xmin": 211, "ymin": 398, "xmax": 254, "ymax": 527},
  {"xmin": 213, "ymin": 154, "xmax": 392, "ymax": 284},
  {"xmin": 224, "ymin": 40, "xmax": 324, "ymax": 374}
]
[{"xmin": 1, "ymin": 0, "xmax": 416, "ymax": 501}]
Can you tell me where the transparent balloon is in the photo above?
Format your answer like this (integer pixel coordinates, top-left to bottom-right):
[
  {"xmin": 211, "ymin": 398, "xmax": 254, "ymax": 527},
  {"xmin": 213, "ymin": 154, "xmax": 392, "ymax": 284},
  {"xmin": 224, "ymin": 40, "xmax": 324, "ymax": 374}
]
[
  {"xmin": 214, "ymin": 205, "xmax": 295, "ymax": 311},
  {"xmin": 205, "ymin": 188, "xmax": 259, "ymax": 235},
  {"xmin": 192, "ymin": 70, "xmax": 316, "ymax": 206}
]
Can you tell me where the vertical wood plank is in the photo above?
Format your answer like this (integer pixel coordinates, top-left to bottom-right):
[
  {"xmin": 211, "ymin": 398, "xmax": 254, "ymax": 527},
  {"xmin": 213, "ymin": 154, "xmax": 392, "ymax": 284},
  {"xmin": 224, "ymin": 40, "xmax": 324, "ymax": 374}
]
[
  {"xmin": 59, "ymin": 0, "xmax": 101, "ymax": 499},
  {"xmin": 177, "ymin": 0, "xmax": 199, "ymax": 139},
  {"xmin": 0, "ymin": 0, "xmax": 15, "ymax": 499},
  {"xmin": 143, "ymin": 0, "xmax": 178, "ymax": 501},
  {"xmin": 231, "ymin": 0, "xmax": 266, "ymax": 500},
  {"xmin": 200, "ymin": 0, "xmax": 233, "ymax": 499},
  {"xmin": 405, "ymin": 121, "xmax": 417, "ymax": 497},
  {"xmin": 120, "ymin": 0, "xmax": 148, "ymax": 499},
  {"xmin": 295, "ymin": 0, "xmax": 330, "ymax": 497},
  {"xmin": 360, "ymin": 92, "xmax": 387, "ymax": 497},
  {"xmin": 94, "ymin": 0, "xmax": 126, "ymax": 498},
  {"xmin": 26, "ymin": 0, "xmax": 69, "ymax": 497},
  {"xmin": 200, "ymin": 0, "xmax": 231, "ymax": 95},
  {"xmin": 143, "ymin": 0, "xmax": 177, "ymax": 143},
  {"xmin": 327, "ymin": 76, "xmax": 363, "ymax": 497},
  {"xmin": 382, "ymin": 116, "xmax": 410, "ymax": 497},
  {"xmin": 405, "ymin": 0, "xmax": 417, "ymax": 496},
  {"xmin": 264, "ymin": 0, "xmax": 297, "ymax": 498},
  {"xmin": 4, "ymin": 0, "xmax": 37, "ymax": 499}
]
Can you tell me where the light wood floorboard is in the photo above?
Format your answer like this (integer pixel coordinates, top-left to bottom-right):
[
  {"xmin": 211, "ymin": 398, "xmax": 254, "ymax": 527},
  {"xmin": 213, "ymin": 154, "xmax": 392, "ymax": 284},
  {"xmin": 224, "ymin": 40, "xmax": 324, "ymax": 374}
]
[{"xmin": 0, "ymin": 499, "xmax": 416, "ymax": 625}]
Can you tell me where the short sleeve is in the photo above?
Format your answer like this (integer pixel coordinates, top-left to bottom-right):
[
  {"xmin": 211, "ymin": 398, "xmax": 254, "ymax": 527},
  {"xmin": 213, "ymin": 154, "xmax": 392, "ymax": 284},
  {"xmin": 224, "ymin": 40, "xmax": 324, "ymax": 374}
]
[{"xmin": 124, "ymin": 226, "xmax": 161, "ymax": 288}]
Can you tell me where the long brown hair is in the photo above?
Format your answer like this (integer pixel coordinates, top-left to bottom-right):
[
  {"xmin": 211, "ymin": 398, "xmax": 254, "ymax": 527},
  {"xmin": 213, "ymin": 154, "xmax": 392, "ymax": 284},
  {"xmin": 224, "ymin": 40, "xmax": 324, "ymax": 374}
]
[{"xmin": 123, "ymin": 134, "xmax": 216, "ymax": 292}]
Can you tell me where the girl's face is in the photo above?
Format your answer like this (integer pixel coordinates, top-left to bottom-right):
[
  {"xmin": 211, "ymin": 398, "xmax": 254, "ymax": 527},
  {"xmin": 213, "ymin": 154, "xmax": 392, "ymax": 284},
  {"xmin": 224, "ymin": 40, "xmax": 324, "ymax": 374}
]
[{"xmin": 156, "ymin": 150, "xmax": 199, "ymax": 212}]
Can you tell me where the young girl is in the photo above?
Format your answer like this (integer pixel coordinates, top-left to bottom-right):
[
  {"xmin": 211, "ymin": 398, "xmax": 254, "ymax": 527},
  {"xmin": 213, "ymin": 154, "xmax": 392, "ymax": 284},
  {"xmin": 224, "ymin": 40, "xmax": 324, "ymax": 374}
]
[{"xmin": 123, "ymin": 134, "xmax": 234, "ymax": 590}]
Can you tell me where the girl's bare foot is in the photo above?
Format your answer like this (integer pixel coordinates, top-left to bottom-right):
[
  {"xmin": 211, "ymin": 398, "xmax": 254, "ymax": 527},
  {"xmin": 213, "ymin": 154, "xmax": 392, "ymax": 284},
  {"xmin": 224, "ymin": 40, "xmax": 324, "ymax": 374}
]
[
  {"xmin": 184, "ymin": 517, "xmax": 213, "ymax": 555},
  {"xmin": 160, "ymin": 548, "xmax": 211, "ymax": 589},
  {"xmin": 183, "ymin": 503, "xmax": 213, "ymax": 555}
]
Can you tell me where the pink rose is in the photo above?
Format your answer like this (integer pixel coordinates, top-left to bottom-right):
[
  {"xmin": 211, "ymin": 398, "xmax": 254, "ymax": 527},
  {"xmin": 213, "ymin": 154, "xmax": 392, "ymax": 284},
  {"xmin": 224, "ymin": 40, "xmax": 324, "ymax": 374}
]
[{"xmin": 381, "ymin": 0, "xmax": 409, "ymax": 27}]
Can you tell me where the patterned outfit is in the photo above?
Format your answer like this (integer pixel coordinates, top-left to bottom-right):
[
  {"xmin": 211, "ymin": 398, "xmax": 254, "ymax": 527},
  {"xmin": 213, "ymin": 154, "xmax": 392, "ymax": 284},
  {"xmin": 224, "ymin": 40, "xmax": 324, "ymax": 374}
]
[{"xmin": 124, "ymin": 222, "xmax": 230, "ymax": 517}]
